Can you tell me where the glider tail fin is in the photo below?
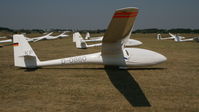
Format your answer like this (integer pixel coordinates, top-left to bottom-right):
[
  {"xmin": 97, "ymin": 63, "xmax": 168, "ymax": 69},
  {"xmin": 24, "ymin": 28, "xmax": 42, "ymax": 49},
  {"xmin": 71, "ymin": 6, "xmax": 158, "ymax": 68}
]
[
  {"xmin": 13, "ymin": 34, "xmax": 40, "ymax": 68},
  {"xmin": 73, "ymin": 32, "xmax": 82, "ymax": 42},
  {"xmin": 85, "ymin": 32, "xmax": 90, "ymax": 40},
  {"xmin": 157, "ymin": 34, "xmax": 161, "ymax": 40},
  {"xmin": 75, "ymin": 37, "xmax": 87, "ymax": 49},
  {"xmin": 174, "ymin": 35, "xmax": 181, "ymax": 42},
  {"xmin": 193, "ymin": 37, "xmax": 199, "ymax": 42}
]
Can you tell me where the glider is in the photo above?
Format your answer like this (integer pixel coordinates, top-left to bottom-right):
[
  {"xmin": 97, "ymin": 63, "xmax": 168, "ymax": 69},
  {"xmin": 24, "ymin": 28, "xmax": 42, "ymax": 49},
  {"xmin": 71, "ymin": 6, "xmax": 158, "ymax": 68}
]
[
  {"xmin": 75, "ymin": 34, "xmax": 143, "ymax": 49},
  {"xmin": 0, "ymin": 31, "xmax": 69, "ymax": 44},
  {"xmin": 0, "ymin": 33, "xmax": 53, "ymax": 43},
  {"xmin": 30, "ymin": 31, "xmax": 69, "ymax": 42},
  {"xmin": 0, "ymin": 36, "xmax": 6, "ymax": 39},
  {"xmin": 13, "ymin": 7, "xmax": 166, "ymax": 68},
  {"xmin": 73, "ymin": 32, "xmax": 142, "ymax": 49},
  {"xmin": 73, "ymin": 32, "xmax": 102, "ymax": 42},
  {"xmin": 26, "ymin": 32, "xmax": 54, "ymax": 42},
  {"xmin": 174, "ymin": 35, "xmax": 199, "ymax": 42},
  {"xmin": 157, "ymin": 33, "xmax": 185, "ymax": 40},
  {"xmin": 84, "ymin": 32, "xmax": 104, "ymax": 40},
  {"xmin": 75, "ymin": 37, "xmax": 102, "ymax": 49}
]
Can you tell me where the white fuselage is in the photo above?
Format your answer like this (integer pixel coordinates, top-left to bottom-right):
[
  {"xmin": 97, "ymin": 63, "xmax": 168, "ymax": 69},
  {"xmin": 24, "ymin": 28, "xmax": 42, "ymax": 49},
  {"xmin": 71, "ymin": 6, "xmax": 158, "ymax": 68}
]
[
  {"xmin": 177, "ymin": 38, "xmax": 194, "ymax": 42},
  {"xmin": 125, "ymin": 39, "xmax": 142, "ymax": 46},
  {"xmin": 175, "ymin": 37, "xmax": 199, "ymax": 42},
  {"xmin": 37, "ymin": 34, "xmax": 68, "ymax": 41},
  {"xmin": 33, "ymin": 48, "xmax": 166, "ymax": 67},
  {"xmin": 157, "ymin": 33, "xmax": 185, "ymax": 40},
  {"xmin": 86, "ymin": 43, "xmax": 102, "ymax": 48},
  {"xmin": 84, "ymin": 37, "xmax": 142, "ymax": 46}
]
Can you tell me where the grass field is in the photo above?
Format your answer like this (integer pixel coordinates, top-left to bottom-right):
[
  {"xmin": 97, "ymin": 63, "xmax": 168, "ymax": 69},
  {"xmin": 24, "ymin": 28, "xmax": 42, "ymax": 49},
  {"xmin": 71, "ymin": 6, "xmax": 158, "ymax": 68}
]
[{"xmin": 0, "ymin": 33, "xmax": 198, "ymax": 112}]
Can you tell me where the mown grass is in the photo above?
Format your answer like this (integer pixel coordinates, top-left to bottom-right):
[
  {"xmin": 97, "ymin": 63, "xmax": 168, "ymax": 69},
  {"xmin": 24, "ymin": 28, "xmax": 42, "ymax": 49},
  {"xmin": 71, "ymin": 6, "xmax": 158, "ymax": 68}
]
[{"xmin": 0, "ymin": 33, "xmax": 198, "ymax": 112}]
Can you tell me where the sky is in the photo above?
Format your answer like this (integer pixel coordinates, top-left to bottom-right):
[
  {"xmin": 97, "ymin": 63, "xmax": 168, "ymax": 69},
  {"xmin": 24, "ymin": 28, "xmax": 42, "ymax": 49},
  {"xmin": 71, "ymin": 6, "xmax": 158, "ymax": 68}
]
[{"xmin": 0, "ymin": 0, "xmax": 199, "ymax": 30}]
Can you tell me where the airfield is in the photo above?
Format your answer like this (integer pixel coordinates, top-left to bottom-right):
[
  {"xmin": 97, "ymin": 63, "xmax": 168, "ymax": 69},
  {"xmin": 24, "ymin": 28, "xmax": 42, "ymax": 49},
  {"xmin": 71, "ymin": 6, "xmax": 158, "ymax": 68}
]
[{"xmin": 0, "ymin": 33, "xmax": 198, "ymax": 112}]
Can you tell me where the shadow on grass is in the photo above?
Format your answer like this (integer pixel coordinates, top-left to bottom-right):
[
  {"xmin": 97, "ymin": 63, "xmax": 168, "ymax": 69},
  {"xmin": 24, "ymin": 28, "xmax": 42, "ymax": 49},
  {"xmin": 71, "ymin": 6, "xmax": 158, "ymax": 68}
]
[
  {"xmin": 104, "ymin": 65, "xmax": 151, "ymax": 107},
  {"xmin": 20, "ymin": 68, "xmax": 40, "ymax": 72},
  {"xmin": 20, "ymin": 67, "xmax": 166, "ymax": 71},
  {"xmin": 19, "ymin": 66, "xmax": 165, "ymax": 107}
]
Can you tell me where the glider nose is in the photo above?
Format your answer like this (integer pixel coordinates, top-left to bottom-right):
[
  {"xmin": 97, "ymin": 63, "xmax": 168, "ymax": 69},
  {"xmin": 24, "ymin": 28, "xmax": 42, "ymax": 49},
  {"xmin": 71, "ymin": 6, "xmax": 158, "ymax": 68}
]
[
  {"xmin": 155, "ymin": 53, "xmax": 167, "ymax": 64},
  {"xmin": 132, "ymin": 39, "xmax": 142, "ymax": 46},
  {"xmin": 127, "ymin": 48, "xmax": 167, "ymax": 66},
  {"xmin": 137, "ymin": 41, "xmax": 143, "ymax": 46},
  {"xmin": 141, "ymin": 49, "xmax": 167, "ymax": 65}
]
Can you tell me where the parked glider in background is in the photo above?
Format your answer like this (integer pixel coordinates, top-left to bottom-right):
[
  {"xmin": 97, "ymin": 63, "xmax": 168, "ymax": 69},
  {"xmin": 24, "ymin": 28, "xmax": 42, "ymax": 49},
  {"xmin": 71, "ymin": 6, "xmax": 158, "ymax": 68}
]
[
  {"xmin": 85, "ymin": 32, "xmax": 90, "ymax": 40},
  {"xmin": 157, "ymin": 33, "xmax": 174, "ymax": 40},
  {"xmin": 13, "ymin": 7, "xmax": 166, "ymax": 69},
  {"xmin": 32, "ymin": 31, "xmax": 69, "ymax": 42},
  {"xmin": 0, "ymin": 32, "xmax": 53, "ymax": 43},
  {"xmin": 75, "ymin": 35, "xmax": 143, "ymax": 49},
  {"xmin": 174, "ymin": 35, "xmax": 199, "ymax": 42},
  {"xmin": 0, "ymin": 36, "xmax": 7, "ymax": 39},
  {"xmin": 157, "ymin": 33, "xmax": 185, "ymax": 40},
  {"xmin": 26, "ymin": 32, "xmax": 54, "ymax": 42},
  {"xmin": 0, "ymin": 31, "xmax": 69, "ymax": 44},
  {"xmin": 73, "ymin": 32, "xmax": 102, "ymax": 42},
  {"xmin": 84, "ymin": 32, "xmax": 103, "ymax": 40},
  {"xmin": 73, "ymin": 32, "xmax": 102, "ymax": 49},
  {"xmin": 75, "ymin": 37, "xmax": 102, "ymax": 49},
  {"xmin": 73, "ymin": 32, "xmax": 142, "ymax": 47}
]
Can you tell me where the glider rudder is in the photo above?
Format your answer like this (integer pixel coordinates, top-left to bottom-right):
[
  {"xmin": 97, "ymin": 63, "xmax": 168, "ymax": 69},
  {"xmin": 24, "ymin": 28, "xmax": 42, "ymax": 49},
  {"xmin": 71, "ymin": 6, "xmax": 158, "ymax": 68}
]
[{"xmin": 13, "ymin": 34, "xmax": 40, "ymax": 68}]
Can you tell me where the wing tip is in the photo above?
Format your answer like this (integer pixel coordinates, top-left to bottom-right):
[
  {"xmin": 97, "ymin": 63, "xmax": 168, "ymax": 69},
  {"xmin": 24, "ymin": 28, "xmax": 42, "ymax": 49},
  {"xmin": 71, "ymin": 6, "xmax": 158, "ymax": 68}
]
[{"xmin": 116, "ymin": 7, "xmax": 139, "ymax": 11}]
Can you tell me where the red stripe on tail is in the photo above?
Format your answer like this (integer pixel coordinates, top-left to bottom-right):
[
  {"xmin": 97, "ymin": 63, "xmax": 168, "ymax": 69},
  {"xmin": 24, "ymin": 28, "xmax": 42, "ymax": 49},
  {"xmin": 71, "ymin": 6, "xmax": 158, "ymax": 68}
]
[
  {"xmin": 113, "ymin": 12, "xmax": 138, "ymax": 18},
  {"xmin": 114, "ymin": 12, "xmax": 138, "ymax": 16},
  {"xmin": 13, "ymin": 43, "xmax": 19, "ymax": 46}
]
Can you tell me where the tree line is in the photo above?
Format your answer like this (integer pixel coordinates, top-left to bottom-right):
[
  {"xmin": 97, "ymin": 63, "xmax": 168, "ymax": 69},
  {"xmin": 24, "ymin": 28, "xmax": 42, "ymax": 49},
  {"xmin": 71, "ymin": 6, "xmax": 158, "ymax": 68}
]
[
  {"xmin": 133, "ymin": 28, "xmax": 199, "ymax": 34},
  {"xmin": 0, "ymin": 27, "xmax": 199, "ymax": 34}
]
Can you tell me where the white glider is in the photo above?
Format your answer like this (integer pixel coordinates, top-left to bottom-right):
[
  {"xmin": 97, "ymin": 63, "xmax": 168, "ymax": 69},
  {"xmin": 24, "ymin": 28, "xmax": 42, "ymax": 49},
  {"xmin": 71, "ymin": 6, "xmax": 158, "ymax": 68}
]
[
  {"xmin": 85, "ymin": 32, "xmax": 104, "ymax": 40},
  {"xmin": 75, "ymin": 37, "xmax": 102, "ymax": 49},
  {"xmin": 85, "ymin": 32, "xmax": 90, "ymax": 40},
  {"xmin": 157, "ymin": 33, "xmax": 199, "ymax": 42},
  {"xmin": 75, "ymin": 35, "xmax": 143, "ymax": 49},
  {"xmin": 26, "ymin": 32, "xmax": 54, "ymax": 42},
  {"xmin": 0, "ymin": 32, "xmax": 69, "ymax": 43},
  {"xmin": 0, "ymin": 32, "xmax": 53, "ymax": 43},
  {"xmin": 13, "ymin": 7, "xmax": 166, "ymax": 68},
  {"xmin": 174, "ymin": 35, "xmax": 199, "ymax": 42},
  {"xmin": 157, "ymin": 33, "xmax": 185, "ymax": 40},
  {"xmin": 73, "ymin": 32, "xmax": 102, "ymax": 49},
  {"xmin": 0, "ymin": 36, "xmax": 7, "ymax": 39},
  {"xmin": 73, "ymin": 32, "xmax": 102, "ymax": 42},
  {"xmin": 73, "ymin": 32, "xmax": 142, "ymax": 48},
  {"xmin": 32, "ymin": 31, "xmax": 69, "ymax": 42}
]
